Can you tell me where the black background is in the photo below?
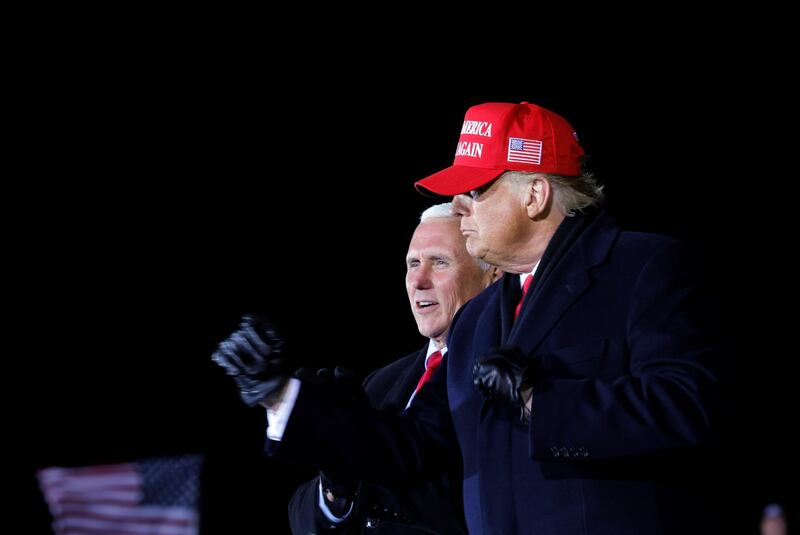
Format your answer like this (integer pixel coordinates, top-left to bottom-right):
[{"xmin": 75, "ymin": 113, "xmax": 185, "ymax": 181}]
[{"xmin": 17, "ymin": 33, "xmax": 795, "ymax": 534}]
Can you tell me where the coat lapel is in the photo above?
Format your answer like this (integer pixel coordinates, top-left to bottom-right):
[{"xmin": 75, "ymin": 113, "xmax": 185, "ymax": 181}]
[
  {"xmin": 500, "ymin": 275, "xmax": 522, "ymax": 341},
  {"xmin": 477, "ymin": 281, "xmax": 508, "ymax": 350},
  {"xmin": 509, "ymin": 211, "xmax": 620, "ymax": 356},
  {"xmin": 386, "ymin": 347, "xmax": 428, "ymax": 403}
]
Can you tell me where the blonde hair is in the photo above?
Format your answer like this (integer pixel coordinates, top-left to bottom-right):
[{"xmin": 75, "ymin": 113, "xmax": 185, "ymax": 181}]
[{"xmin": 504, "ymin": 171, "xmax": 605, "ymax": 216}]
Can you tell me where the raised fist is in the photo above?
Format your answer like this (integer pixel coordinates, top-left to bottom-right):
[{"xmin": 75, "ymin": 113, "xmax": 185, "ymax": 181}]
[{"xmin": 211, "ymin": 314, "xmax": 291, "ymax": 406}]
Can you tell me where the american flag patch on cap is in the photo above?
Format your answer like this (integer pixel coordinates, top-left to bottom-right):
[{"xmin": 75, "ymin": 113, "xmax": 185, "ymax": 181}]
[{"xmin": 507, "ymin": 138, "xmax": 542, "ymax": 165}]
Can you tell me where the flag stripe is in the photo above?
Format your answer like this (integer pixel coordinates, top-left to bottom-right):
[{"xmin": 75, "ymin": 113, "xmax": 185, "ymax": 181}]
[
  {"xmin": 39, "ymin": 463, "xmax": 138, "ymax": 480},
  {"xmin": 54, "ymin": 515, "xmax": 197, "ymax": 535},
  {"xmin": 43, "ymin": 473, "xmax": 140, "ymax": 490},
  {"xmin": 57, "ymin": 504, "xmax": 195, "ymax": 523},
  {"xmin": 48, "ymin": 490, "xmax": 141, "ymax": 507}
]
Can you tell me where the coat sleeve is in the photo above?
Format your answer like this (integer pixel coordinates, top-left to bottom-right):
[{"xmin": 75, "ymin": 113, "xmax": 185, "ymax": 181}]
[
  {"xmin": 530, "ymin": 240, "xmax": 722, "ymax": 460},
  {"xmin": 268, "ymin": 357, "xmax": 457, "ymax": 488},
  {"xmin": 284, "ymin": 364, "xmax": 400, "ymax": 534}
]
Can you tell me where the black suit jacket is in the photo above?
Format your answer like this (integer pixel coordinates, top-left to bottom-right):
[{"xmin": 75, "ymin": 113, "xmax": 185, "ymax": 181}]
[{"xmin": 287, "ymin": 347, "xmax": 466, "ymax": 534}]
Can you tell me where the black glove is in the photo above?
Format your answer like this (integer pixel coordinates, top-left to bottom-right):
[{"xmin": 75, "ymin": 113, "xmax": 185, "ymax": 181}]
[
  {"xmin": 473, "ymin": 346, "xmax": 533, "ymax": 419},
  {"xmin": 211, "ymin": 314, "xmax": 291, "ymax": 406},
  {"xmin": 319, "ymin": 469, "xmax": 357, "ymax": 516}
]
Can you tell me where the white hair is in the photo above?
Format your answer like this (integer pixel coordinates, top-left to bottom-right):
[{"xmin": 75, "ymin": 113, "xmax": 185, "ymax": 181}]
[
  {"xmin": 419, "ymin": 202, "xmax": 455, "ymax": 221},
  {"xmin": 418, "ymin": 202, "xmax": 492, "ymax": 272}
]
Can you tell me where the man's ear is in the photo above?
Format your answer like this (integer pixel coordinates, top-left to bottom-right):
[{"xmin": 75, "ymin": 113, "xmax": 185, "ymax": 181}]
[{"xmin": 524, "ymin": 176, "xmax": 552, "ymax": 219}]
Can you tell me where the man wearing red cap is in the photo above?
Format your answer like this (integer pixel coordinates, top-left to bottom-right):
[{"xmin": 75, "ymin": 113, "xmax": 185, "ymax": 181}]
[
  {"xmin": 213, "ymin": 102, "xmax": 721, "ymax": 534},
  {"xmin": 409, "ymin": 101, "xmax": 721, "ymax": 533}
]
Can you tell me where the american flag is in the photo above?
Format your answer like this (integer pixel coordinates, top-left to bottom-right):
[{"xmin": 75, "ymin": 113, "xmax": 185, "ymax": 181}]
[
  {"xmin": 507, "ymin": 137, "xmax": 543, "ymax": 164},
  {"xmin": 37, "ymin": 455, "xmax": 202, "ymax": 535}
]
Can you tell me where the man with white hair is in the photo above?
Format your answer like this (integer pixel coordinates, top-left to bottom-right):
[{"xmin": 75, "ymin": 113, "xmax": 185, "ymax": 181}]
[{"xmin": 287, "ymin": 203, "xmax": 498, "ymax": 534}]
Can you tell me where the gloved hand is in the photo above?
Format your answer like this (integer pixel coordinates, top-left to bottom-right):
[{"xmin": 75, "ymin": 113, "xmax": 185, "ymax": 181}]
[
  {"xmin": 319, "ymin": 469, "xmax": 357, "ymax": 516},
  {"xmin": 211, "ymin": 314, "xmax": 291, "ymax": 406},
  {"xmin": 473, "ymin": 346, "xmax": 534, "ymax": 422}
]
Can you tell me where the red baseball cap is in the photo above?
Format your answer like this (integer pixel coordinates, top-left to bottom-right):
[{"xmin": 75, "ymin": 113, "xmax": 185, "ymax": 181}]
[{"xmin": 415, "ymin": 102, "xmax": 585, "ymax": 196}]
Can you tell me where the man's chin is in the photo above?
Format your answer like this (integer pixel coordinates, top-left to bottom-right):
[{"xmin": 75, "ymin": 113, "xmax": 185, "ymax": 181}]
[
  {"xmin": 417, "ymin": 322, "xmax": 445, "ymax": 342},
  {"xmin": 466, "ymin": 242, "xmax": 486, "ymax": 260}
]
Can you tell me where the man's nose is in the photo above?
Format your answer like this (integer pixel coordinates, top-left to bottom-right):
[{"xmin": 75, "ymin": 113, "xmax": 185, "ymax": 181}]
[
  {"xmin": 452, "ymin": 194, "xmax": 471, "ymax": 216},
  {"xmin": 408, "ymin": 265, "xmax": 433, "ymax": 289}
]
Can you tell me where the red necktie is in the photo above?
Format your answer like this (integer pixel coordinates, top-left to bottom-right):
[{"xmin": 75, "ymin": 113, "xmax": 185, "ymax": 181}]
[
  {"xmin": 514, "ymin": 274, "xmax": 534, "ymax": 320},
  {"xmin": 413, "ymin": 350, "xmax": 443, "ymax": 395}
]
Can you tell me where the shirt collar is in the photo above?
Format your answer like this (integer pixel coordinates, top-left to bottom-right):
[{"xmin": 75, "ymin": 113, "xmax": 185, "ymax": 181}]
[
  {"xmin": 518, "ymin": 260, "xmax": 541, "ymax": 288},
  {"xmin": 425, "ymin": 340, "xmax": 447, "ymax": 369}
]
